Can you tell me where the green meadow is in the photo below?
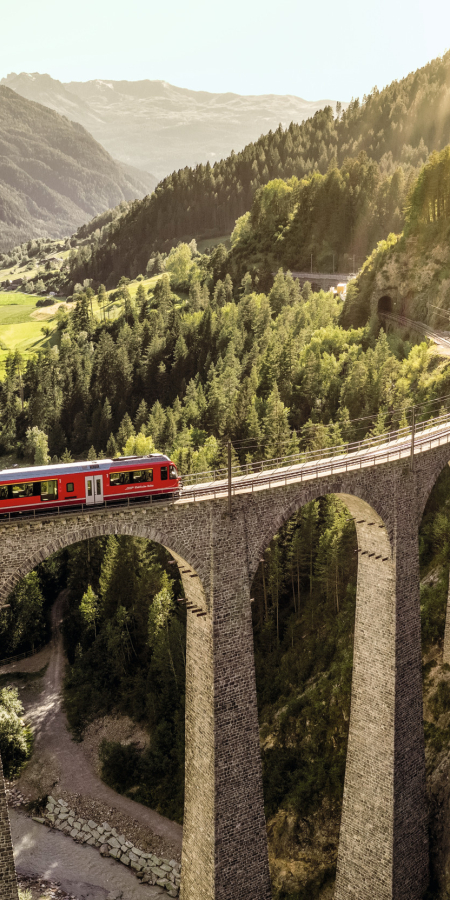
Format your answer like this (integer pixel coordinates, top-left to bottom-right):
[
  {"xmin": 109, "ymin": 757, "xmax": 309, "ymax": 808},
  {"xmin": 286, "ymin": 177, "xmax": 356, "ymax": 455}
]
[
  {"xmin": 0, "ymin": 292, "xmax": 59, "ymax": 375},
  {"xmin": 0, "ymin": 275, "xmax": 172, "ymax": 376}
]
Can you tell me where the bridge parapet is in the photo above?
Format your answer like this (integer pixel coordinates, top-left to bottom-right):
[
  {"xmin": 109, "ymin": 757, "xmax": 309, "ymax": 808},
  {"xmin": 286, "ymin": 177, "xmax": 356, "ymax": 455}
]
[{"xmin": 1, "ymin": 436, "xmax": 450, "ymax": 898}]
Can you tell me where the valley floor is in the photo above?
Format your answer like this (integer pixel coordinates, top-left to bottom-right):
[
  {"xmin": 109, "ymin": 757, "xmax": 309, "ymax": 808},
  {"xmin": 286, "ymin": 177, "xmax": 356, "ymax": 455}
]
[
  {"xmin": 1, "ymin": 593, "xmax": 182, "ymax": 900},
  {"xmin": 11, "ymin": 809, "xmax": 164, "ymax": 900}
]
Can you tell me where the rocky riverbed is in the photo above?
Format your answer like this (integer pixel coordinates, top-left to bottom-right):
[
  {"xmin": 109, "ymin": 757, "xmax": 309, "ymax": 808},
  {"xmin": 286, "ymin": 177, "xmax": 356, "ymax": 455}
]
[
  {"xmin": 11, "ymin": 809, "xmax": 167, "ymax": 900},
  {"xmin": 34, "ymin": 796, "xmax": 180, "ymax": 896}
]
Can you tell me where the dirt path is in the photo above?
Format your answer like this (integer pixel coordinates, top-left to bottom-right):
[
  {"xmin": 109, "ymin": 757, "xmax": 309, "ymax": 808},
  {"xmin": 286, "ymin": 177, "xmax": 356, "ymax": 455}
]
[
  {"xmin": 0, "ymin": 643, "xmax": 52, "ymax": 675},
  {"xmin": 16, "ymin": 593, "xmax": 182, "ymax": 852}
]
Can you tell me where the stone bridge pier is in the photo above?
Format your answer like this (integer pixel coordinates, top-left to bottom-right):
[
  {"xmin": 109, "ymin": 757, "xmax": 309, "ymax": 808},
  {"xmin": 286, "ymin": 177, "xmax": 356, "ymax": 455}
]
[{"xmin": 0, "ymin": 444, "xmax": 447, "ymax": 900}]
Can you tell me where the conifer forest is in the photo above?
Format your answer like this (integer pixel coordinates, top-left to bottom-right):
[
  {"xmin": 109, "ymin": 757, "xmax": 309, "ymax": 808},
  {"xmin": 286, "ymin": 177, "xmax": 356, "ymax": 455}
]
[{"xmin": 4, "ymin": 43, "xmax": 450, "ymax": 900}]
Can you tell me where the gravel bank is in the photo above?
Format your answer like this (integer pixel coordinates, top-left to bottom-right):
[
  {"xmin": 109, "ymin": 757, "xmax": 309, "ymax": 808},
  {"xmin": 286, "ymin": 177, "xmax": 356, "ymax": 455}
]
[{"xmin": 11, "ymin": 809, "xmax": 165, "ymax": 900}]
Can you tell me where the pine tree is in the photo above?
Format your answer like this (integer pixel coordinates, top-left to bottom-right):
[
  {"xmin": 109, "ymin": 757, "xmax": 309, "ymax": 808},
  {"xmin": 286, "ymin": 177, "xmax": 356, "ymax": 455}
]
[
  {"xmin": 80, "ymin": 585, "xmax": 99, "ymax": 637},
  {"xmin": 263, "ymin": 384, "xmax": 291, "ymax": 458},
  {"xmin": 98, "ymin": 284, "xmax": 107, "ymax": 321},
  {"xmin": 136, "ymin": 282, "xmax": 147, "ymax": 312},
  {"xmin": 189, "ymin": 283, "xmax": 201, "ymax": 312},
  {"xmin": 107, "ymin": 433, "xmax": 118, "ymax": 458},
  {"xmin": 116, "ymin": 413, "xmax": 135, "ymax": 451},
  {"xmin": 134, "ymin": 400, "xmax": 149, "ymax": 432}
]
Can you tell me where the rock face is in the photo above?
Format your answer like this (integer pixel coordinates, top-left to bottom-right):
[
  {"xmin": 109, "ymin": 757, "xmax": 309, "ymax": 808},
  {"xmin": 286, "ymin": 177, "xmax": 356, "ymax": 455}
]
[{"xmin": 40, "ymin": 797, "xmax": 181, "ymax": 896}]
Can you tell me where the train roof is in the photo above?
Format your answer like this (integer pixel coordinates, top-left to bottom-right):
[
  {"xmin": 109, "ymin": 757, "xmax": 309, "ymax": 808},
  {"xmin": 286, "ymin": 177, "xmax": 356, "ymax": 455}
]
[{"xmin": 0, "ymin": 454, "xmax": 171, "ymax": 483}]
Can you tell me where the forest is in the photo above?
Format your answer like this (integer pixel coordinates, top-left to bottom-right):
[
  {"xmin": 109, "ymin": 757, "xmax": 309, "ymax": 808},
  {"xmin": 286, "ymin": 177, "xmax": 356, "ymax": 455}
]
[
  {"xmin": 5, "ymin": 60, "xmax": 450, "ymax": 899},
  {"xmin": 57, "ymin": 49, "xmax": 450, "ymax": 286},
  {"xmin": 3, "ymin": 229, "xmax": 450, "ymax": 896}
]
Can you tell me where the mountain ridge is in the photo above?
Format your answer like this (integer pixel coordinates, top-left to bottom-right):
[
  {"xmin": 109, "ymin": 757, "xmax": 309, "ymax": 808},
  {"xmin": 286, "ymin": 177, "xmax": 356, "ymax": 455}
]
[
  {"xmin": 0, "ymin": 86, "xmax": 156, "ymax": 251},
  {"xmin": 1, "ymin": 72, "xmax": 343, "ymax": 179}
]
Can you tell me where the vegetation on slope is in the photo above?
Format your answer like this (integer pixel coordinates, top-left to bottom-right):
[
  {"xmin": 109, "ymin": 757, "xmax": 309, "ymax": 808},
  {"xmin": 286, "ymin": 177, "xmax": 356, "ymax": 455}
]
[
  {"xmin": 64, "ymin": 50, "xmax": 450, "ymax": 286},
  {"xmin": 0, "ymin": 687, "xmax": 32, "ymax": 778},
  {"xmin": 0, "ymin": 86, "xmax": 149, "ymax": 252},
  {"xmin": 341, "ymin": 144, "xmax": 450, "ymax": 330},
  {"xmin": 5, "ymin": 103, "xmax": 450, "ymax": 899}
]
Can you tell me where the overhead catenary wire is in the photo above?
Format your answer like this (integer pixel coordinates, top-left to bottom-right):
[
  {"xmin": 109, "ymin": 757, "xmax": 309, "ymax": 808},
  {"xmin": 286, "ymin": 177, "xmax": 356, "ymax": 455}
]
[{"xmin": 211, "ymin": 391, "xmax": 450, "ymax": 454}]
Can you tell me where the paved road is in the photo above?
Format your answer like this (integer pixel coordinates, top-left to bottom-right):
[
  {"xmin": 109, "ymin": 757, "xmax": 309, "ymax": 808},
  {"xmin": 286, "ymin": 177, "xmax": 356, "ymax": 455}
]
[{"xmin": 18, "ymin": 594, "xmax": 182, "ymax": 850}]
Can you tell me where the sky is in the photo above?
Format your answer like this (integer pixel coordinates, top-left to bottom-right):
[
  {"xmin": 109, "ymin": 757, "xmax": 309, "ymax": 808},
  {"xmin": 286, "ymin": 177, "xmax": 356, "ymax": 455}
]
[{"xmin": 1, "ymin": 0, "xmax": 450, "ymax": 101}]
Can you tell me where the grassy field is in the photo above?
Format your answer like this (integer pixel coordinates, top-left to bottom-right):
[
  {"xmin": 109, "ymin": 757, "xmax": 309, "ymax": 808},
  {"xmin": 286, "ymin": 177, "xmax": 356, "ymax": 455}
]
[
  {"xmin": 0, "ymin": 292, "xmax": 59, "ymax": 375},
  {"xmin": 0, "ymin": 275, "xmax": 177, "ymax": 376}
]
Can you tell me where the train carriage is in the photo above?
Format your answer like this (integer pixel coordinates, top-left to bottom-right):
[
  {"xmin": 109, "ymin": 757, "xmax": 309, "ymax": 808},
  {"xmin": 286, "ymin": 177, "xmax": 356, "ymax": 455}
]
[{"xmin": 0, "ymin": 454, "xmax": 180, "ymax": 518}]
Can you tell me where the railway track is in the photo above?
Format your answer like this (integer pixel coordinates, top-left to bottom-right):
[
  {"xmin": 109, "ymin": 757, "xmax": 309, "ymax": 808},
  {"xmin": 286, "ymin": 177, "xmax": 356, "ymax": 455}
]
[
  {"xmin": 381, "ymin": 312, "xmax": 450, "ymax": 352},
  {"xmin": 2, "ymin": 408, "xmax": 450, "ymax": 521}
]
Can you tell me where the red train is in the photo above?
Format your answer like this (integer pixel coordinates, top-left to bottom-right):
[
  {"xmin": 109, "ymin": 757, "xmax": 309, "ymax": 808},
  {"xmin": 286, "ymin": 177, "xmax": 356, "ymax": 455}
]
[{"xmin": 0, "ymin": 454, "xmax": 180, "ymax": 517}]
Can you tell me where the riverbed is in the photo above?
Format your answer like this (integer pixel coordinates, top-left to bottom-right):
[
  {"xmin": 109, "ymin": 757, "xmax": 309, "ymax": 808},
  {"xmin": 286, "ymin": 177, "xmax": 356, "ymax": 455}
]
[{"xmin": 10, "ymin": 810, "xmax": 165, "ymax": 900}]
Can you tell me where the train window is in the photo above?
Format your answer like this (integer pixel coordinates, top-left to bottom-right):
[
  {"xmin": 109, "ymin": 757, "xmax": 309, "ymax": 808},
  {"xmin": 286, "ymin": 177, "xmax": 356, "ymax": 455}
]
[
  {"xmin": 132, "ymin": 469, "xmax": 153, "ymax": 483},
  {"xmin": 110, "ymin": 469, "xmax": 153, "ymax": 485},
  {"xmin": 11, "ymin": 482, "xmax": 34, "ymax": 498},
  {"xmin": 169, "ymin": 465, "xmax": 177, "ymax": 480},
  {"xmin": 0, "ymin": 485, "xmax": 7, "ymax": 499},
  {"xmin": 66, "ymin": 483, "xmax": 74, "ymax": 493},
  {"xmin": 41, "ymin": 480, "xmax": 58, "ymax": 501},
  {"xmin": 110, "ymin": 471, "xmax": 131, "ymax": 486},
  {"xmin": 160, "ymin": 466, "xmax": 168, "ymax": 481}
]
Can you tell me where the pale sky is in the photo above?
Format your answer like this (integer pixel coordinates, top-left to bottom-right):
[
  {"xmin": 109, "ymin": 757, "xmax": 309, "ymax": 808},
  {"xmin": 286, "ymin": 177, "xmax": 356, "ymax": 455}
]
[{"xmin": 1, "ymin": 0, "xmax": 449, "ymax": 101}]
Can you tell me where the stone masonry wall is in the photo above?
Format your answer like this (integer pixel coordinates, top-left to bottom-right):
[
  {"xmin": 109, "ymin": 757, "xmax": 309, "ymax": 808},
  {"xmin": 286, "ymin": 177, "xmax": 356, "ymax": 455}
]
[
  {"xmin": 334, "ymin": 497, "xmax": 396, "ymax": 900},
  {"xmin": 180, "ymin": 562, "xmax": 215, "ymax": 900},
  {"xmin": 1, "ymin": 445, "xmax": 450, "ymax": 899},
  {"xmin": 0, "ymin": 753, "xmax": 18, "ymax": 900},
  {"xmin": 212, "ymin": 510, "xmax": 271, "ymax": 900}
]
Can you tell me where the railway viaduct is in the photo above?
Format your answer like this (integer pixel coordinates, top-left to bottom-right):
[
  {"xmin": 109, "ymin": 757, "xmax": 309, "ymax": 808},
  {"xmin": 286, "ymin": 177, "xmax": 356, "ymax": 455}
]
[{"xmin": 2, "ymin": 421, "xmax": 450, "ymax": 900}]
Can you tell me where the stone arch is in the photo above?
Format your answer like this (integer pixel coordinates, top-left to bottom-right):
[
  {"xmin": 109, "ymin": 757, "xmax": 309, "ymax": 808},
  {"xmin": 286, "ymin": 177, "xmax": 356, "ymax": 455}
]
[
  {"xmin": 415, "ymin": 447, "xmax": 450, "ymax": 526},
  {"xmin": 247, "ymin": 483, "xmax": 406, "ymax": 899},
  {"xmin": 0, "ymin": 512, "xmax": 216, "ymax": 900},
  {"xmin": 0, "ymin": 518, "xmax": 202, "ymax": 606},
  {"xmin": 247, "ymin": 480, "xmax": 393, "ymax": 584},
  {"xmin": 414, "ymin": 449, "xmax": 450, "ymax": 666}
]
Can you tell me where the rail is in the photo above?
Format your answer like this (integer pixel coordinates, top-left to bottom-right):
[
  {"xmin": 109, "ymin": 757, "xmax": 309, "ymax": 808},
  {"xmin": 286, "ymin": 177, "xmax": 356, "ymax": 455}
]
[
  {"xmin": 2, "ymin": 408, "xmax": 450, "ymax": 522},
  {"xmin": 381, "ymin": 312, "xmax": 450, "ymax": 351},
  {"xmin": 181, "ymin": 408, "xmax": 450, "ymax": 488}
]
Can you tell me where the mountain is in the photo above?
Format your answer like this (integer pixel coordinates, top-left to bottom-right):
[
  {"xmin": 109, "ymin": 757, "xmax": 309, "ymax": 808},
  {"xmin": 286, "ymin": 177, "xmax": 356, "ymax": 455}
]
[
  {"xmin": 65, "ymin": 50, "xmax": 450, "ymax": 289},
  {"xmin": 0, "ymin": 86, "xmax": 156, "ymax": 251},
  {"xmin": 0, "ymin": 72, "xmax": 342, "ymax": 180}
]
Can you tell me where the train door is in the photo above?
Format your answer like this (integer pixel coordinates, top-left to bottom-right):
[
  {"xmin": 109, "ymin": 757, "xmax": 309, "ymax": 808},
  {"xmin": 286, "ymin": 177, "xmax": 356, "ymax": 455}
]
[{"xmin": 85, "ymin": 474, "xmax": 104, "ymax": 505}]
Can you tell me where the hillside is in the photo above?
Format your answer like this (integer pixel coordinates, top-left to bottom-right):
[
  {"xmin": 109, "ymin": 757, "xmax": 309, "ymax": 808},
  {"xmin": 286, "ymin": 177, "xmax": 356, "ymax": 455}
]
[
  {"xmin": 1, "ymin": 72, "xmax": 342, "ymax": 180},
  {"xmin": 341, "ymin": 145, "xmax": 450, "ymax": 332},
  {"xmin": 0, "ymin": 86, "xmax": 154, "ymax": 252},
  {"xmin": 3, "ymin": 251, "xmax": 450, "ymax": 897},
  {"xmin": 4, "ymin": 144, "xmax": 450, "ymax": 897},
  {"xmin": 63, "ymin": 50, "xmax": 450, "ymax": 288}
]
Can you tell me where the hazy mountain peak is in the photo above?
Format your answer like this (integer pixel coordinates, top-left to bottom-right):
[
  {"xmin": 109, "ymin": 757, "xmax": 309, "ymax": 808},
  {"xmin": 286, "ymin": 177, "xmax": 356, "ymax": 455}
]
[
  {"xmin": 1, "ymin": 72, "xmax": 344, "ymax": 179},
  {"xmin": 0, "ymin": 85, "xmax": 156, "ymax": 250}
]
